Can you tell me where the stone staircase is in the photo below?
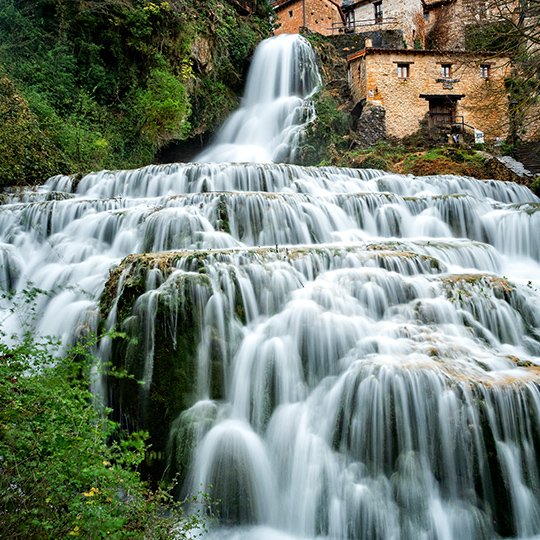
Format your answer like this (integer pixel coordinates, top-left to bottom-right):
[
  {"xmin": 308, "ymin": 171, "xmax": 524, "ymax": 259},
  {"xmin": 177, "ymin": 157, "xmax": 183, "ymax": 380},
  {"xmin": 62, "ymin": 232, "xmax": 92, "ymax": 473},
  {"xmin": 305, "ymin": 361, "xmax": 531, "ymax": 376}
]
[{"xmin": 517, "ymin": 142, "xmax": 540, "ymax": 175}]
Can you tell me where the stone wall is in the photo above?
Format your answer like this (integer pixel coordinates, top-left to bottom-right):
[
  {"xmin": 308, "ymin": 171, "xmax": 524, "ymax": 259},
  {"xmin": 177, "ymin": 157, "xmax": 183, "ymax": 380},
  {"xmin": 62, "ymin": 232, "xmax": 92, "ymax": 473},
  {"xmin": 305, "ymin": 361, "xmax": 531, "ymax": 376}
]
[
  {"xmin": 356, "ymin": 100, "xmax": 387, "ymax": 147},
  {"xmin": 329, "ymin": 29, "xmax": 405, "ymax": 58},
  {"xmin": 424, "ymin": 0, "xmax": 471, "ymax": 50},
  {"xmin": 348, "ymin": 49, "xmax": 511, "ymax": 140},
  {"xmin": 350, "ymin": 0, "xmax": 424, "ymax": 46},
  {"xmin": 273, "ymin": 0, "xmax": 344, "ymax": 36}
]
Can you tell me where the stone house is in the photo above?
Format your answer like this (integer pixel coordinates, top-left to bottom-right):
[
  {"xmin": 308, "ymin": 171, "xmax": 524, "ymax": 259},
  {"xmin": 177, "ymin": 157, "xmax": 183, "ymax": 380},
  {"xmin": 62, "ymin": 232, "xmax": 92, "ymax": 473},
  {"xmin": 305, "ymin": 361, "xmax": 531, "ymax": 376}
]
[
  {"xmin": 271, "ymin": 0, "xmax": 537, "ymax": 144},
  {"xmin": 348, "ymin": 46, "xmax": 512, "ymax": 140},
  {"xmin": 340, "ymin": 0, "xmax": 424, "ymax": 47},
  {"xmin": 272, "ymin": 0, "xmax": 345, "ymax": 36}
]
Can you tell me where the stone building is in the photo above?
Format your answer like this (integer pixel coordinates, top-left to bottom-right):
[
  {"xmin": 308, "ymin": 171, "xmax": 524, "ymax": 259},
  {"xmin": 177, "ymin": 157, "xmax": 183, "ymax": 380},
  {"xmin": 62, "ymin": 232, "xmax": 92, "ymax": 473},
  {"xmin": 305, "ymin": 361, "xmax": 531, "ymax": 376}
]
[
  {"xmin": 348, "ymin": 46, "xmax": 512, "ymax": 140},
  {"xmin": 272, "ymin": 0, "xmax": 345, "ymax": 36},
  {"xmin": 270, "ymin": 0, "xmax": 537, "ymax": 145},
  {"xmin": 340, "ymin": 0, "xmax": 424, "ymax": 47},
  {"xmin": 273, "ymin": 0, "xmax": 425, "ymax": 44}
]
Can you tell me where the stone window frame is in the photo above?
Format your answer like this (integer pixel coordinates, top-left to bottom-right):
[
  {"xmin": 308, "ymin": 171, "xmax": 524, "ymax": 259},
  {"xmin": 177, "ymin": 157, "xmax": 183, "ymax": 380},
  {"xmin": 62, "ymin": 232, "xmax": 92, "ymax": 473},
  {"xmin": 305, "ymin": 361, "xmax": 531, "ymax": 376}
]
[{"xmin": 374, "ymin": 1, "xmax": 383, "ymax": 23}]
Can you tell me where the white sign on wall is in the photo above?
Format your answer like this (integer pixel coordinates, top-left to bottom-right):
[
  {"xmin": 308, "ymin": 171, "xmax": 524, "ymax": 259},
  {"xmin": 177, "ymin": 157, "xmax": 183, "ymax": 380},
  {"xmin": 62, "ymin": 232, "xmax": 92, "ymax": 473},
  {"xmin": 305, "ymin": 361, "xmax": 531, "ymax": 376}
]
[{"xmin": 474, "ymin": 129, "xmax": 484, "ymax": 144}]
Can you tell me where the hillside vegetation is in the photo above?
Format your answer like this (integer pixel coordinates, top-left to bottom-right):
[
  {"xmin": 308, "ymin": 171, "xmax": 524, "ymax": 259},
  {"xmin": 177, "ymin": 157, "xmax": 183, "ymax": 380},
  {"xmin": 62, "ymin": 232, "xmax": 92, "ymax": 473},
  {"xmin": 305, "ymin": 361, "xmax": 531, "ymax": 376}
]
[{"xmin": 0, "ymin": 0, "xmax": 272, "ymax": 187}]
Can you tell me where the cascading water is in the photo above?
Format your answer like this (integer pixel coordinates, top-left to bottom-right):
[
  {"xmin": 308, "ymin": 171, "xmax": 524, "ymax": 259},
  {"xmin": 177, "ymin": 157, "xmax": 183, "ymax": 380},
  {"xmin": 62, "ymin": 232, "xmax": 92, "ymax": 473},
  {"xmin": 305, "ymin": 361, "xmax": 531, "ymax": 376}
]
[
  {"xmin": 196, "ymin": 34, "xmax": 320, "ymax": 164},
  {"xmin": 3, "ymin": 34, "xmax": 540, "ymax": 540}
]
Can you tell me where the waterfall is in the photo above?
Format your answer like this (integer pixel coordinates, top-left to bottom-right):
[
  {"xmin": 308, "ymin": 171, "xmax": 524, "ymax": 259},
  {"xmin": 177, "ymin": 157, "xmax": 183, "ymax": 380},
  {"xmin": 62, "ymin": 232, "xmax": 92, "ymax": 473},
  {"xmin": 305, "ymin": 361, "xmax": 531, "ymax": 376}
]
[
  {"xmin": 195, "ymin": 34, "xmax": 320, "ymax": 164},
  {"xmin": 3, "ymin": 34, "xmax": 540, "ymax": 540}
]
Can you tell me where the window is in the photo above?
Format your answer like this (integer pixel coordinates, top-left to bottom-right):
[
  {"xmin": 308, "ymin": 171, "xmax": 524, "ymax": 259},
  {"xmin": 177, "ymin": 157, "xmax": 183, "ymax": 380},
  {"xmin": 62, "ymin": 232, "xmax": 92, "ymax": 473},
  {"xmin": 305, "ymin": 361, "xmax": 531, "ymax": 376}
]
[
  {"xmin": 346, "ymin": 11, "xmax": 355, "ymax": 30},
  {"xmin": 397, "ymin": 64, "xmax": 409, "ymax": 78},
  {"xmin": 423, "ymin": 11, "xmax": 430, "ymax": 21},
  {"xmin": 480, "ymin": 64, "xmax": 490, "ymax": 78},
  {"xmin": 374, "ymin": 2, "xmax": 383, "ymax": 23},
  {"xmin": 289, "ymin": 9, "xmax": 293, "ymax": 17},
  {"xmin": 441, "ymin": 64, "xmax": 452, "ymax": 78}
]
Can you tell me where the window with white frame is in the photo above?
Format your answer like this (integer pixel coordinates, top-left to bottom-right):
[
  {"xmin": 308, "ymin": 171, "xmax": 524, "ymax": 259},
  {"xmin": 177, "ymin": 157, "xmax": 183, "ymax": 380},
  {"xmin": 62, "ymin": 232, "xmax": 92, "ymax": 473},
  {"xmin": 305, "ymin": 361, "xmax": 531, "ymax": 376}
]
[
  {"xmin": 397, "ymin": 64, "xmax": 409, "ymax": 78},
  {"xmin": 441, "ymin": 64, "xmax": 452, "ymax": 78},
  {"xmin": 480, "ymin": 64, "xmax": 490, "ymax": 78}
]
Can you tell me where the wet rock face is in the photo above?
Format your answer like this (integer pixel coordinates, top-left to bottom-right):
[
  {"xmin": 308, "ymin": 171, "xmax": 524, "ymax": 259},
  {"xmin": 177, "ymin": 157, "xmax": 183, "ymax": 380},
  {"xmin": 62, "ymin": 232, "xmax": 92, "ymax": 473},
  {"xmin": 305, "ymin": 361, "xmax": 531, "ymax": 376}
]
[
  {"xmin": 356, "ymin": 101, "xmax": 387, "ymax": 147},
  {"xmin": 190, "ymin": 37, "xmax": 214, "ymax": 74}
]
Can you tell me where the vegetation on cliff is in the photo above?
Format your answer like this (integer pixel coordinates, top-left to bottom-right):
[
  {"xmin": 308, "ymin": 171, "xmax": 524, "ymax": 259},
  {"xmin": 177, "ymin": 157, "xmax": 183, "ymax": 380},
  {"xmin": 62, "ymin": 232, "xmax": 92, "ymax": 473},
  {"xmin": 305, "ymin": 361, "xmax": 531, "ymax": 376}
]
[{"xmin": 0, "ymin": 0, "xmax": 272, "ymax": 187}]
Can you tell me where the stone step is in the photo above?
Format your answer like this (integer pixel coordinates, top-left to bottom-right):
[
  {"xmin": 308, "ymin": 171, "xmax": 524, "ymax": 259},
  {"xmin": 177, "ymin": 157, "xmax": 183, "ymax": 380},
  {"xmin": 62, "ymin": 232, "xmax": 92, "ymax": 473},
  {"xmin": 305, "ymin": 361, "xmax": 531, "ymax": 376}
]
[{"xmin": 517, "ymin": 143, "xmax": 540, "ymax": 174}]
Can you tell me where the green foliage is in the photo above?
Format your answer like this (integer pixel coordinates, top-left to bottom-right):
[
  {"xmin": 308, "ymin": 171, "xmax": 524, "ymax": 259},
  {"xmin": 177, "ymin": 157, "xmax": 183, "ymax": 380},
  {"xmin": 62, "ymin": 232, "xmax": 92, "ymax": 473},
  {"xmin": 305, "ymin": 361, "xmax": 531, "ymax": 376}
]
[
  {"xmin": 400, "ymin": 146, "xmax": 490, "ymax": 176},
  {"xmin": 0, "ymin": 0, "xmax": 272, "ymax": 184},
  {"xmin": 297, "ymin": 91, "xmax": 351, "ymax": 166},
  {"xmin": 0, "ymin": 330, "xmax": 212, "ymax": 539},
  {"xmin": 530, "ymin": 176, "xmax": 540, "ymax": 195},
  {"xmin": 465, "ymin": 21, "xmax": 521, "ymax": 54},
  {"xmin": 135, "ymin": 68, "xmax": 191, "ymax": 147},
  {"xmin": 0, "ymin": 76, "xmax": 67, "ymax": 187},
  {"xmin": 338, "ymin": 141, "xmax": 407, "ymax": 171}
]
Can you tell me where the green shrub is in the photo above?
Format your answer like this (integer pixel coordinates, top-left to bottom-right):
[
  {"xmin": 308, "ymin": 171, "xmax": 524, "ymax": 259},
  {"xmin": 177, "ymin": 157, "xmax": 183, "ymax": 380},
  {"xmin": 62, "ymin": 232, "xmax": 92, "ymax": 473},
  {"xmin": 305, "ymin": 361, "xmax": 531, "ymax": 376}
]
[
  {"xmin": 136, "ymin": 68, "xmax": 191, "ymax": 148},
  {"xmin": 0, "ymin": 330, "xmax": 211, "ymax": 539}
]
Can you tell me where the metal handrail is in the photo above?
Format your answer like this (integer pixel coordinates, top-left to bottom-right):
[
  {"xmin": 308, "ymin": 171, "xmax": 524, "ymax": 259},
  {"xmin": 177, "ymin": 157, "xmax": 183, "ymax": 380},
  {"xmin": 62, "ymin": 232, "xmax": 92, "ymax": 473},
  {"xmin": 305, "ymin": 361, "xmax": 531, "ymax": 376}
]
[{"xmin": 430, "ymin": 114, "xmax": 476, "ymax": 132}]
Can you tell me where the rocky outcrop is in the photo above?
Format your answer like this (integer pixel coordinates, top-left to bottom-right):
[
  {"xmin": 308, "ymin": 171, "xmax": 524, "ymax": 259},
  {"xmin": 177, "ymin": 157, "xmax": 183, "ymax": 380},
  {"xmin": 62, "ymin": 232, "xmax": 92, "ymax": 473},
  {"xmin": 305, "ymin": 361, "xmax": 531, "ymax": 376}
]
[
  {"xmin": 356, "ymin": 100, "xmax": 387, "ymax": 148},
  {"xmin": 479, "ymin": 151, "xmax": 534, "ymax": 186}
]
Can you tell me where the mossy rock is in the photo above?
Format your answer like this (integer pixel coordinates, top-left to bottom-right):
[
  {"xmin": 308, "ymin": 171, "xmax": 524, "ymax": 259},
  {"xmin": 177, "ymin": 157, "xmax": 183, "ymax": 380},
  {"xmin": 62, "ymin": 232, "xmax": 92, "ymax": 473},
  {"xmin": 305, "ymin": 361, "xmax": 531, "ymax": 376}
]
[{"xmin": 101, "ymin": 257, "xmax": 214, "ymax": 481}]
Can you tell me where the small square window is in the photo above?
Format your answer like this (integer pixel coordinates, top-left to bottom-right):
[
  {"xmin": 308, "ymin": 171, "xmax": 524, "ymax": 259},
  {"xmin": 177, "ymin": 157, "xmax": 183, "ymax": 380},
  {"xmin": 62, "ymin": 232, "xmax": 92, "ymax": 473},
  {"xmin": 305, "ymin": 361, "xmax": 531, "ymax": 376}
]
[
  {"xmin": 441, "ymin": 64, "xmax": 452, "ymax": 78},
  {"xmin": 289, "ymin": 9, "xmax": 293, "ymax": 17},
  {"xmin": 423, "ymin": 11, "xmax": 430, "ymax": 21},
  {"xmin": 374, "ymin": 2, "xmax": 383, "ymax": 23},
  {"xmin": 397, "ymin": 64, "xmax": 409, "ymax": 78},
  {"xmin": 480, "ymin": 65, "xmax": 490, "ymax": 78}
]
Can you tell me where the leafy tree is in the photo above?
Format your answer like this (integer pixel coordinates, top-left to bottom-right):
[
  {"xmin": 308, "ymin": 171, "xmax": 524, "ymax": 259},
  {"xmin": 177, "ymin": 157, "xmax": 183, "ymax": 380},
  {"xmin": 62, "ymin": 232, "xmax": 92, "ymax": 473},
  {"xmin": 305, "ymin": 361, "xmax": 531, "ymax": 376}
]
[
  {"xmin": 0, "ymin": 0, "xmax": 273, "ymax": 181},
  {"xmin": 0, "ymin": 76, "xmax": 67, "ymax": 187},
  {"xmin": 465, "ymin": 0, "xmax": 540, "ymax": 142}
]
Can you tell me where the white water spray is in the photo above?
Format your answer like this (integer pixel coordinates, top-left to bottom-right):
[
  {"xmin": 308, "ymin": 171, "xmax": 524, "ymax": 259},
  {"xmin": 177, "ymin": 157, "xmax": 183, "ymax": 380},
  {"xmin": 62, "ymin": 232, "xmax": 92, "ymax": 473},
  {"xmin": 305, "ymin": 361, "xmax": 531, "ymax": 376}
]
[
  {"xmin": 196, "ymin": 34, "xmax": 320, "ymax": 163},
  {"xmin": 2, "ymin": 35, "xmax": 540, "ymax": 540}
]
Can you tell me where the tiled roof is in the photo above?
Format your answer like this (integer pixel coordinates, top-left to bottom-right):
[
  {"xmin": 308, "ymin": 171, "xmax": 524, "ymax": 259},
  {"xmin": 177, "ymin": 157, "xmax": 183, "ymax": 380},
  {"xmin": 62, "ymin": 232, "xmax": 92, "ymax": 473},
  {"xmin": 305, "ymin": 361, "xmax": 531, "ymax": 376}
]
[{"xmin": 347, "ymin": 47, "xmax": 512, "ymax": 62}]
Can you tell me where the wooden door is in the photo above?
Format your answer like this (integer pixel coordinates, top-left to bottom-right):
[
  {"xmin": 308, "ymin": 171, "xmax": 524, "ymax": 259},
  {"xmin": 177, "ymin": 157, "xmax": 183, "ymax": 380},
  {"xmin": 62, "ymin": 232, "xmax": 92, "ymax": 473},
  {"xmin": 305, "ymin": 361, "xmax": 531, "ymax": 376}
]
[{"xmin": 429, "ymin": 99, "xmax": 455, "ymax": 129}]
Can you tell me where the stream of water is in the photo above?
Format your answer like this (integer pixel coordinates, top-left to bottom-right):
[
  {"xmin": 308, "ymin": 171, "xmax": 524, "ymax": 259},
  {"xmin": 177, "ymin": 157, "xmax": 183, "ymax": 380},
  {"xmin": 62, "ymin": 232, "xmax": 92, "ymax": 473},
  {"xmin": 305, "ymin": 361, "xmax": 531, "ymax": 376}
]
[{"xmin": 2, "ymin": 34, "xmax": 540, "ymax": 540}]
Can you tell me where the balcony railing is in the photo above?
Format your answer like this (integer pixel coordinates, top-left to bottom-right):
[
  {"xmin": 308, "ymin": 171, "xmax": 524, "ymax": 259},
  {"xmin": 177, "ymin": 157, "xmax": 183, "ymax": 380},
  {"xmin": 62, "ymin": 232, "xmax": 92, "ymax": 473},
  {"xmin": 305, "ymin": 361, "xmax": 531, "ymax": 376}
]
[
  {"xmin": 430, "ymin": 114, "xmax": 463, "ymax": 126},
  {"xmin": 329, "ymin": 16, "xmax": 398, "ymax": 34}
]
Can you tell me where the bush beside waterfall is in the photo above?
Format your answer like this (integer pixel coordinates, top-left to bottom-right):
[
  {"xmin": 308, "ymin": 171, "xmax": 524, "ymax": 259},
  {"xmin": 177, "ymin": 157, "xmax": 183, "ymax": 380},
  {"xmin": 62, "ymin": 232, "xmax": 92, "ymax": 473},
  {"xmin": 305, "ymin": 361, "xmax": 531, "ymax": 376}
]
[{"xmin": 0, "ymin": 332, "xmax": 211, "ymax": 539}]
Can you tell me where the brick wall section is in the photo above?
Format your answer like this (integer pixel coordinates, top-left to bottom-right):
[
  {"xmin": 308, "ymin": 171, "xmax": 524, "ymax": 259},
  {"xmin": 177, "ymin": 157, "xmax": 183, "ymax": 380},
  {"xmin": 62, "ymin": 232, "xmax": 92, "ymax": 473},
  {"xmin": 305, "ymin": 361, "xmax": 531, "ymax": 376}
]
[
  {"xmin": 350, "ymin": 0, "xmax": 423, "ymax": 46},
  {"xmin": 348, "ymin": 49, "xmax": 512, "ymax": 139},
  {"xmin": 274, "ymin": 0, "xmax": 344, "ymax": 36}
]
